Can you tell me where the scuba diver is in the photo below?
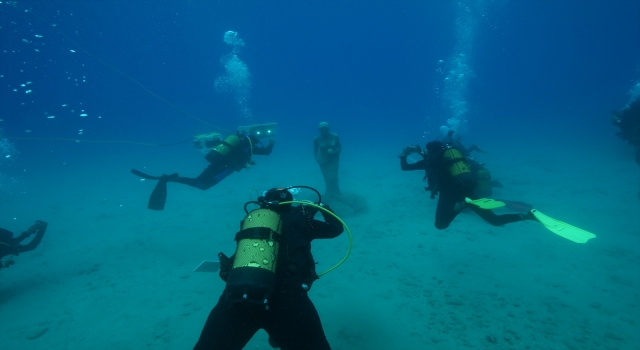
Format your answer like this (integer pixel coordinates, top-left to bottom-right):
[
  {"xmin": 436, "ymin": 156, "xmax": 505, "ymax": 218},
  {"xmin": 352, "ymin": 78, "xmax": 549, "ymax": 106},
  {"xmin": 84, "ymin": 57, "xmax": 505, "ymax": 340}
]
[
  {"xmin": 441, "ymin": 130, "xmax": 494, "ymax": 197},
  {"xmin": 193, "ymin": 187, "xmax": 343, "ymax": 350},
  {"xmin": 399, "ymin": 141, "xmax": 535, "ymax": 230},
  {"xmin": 1, "ymin": 220, "xmax": 48, "ymax": 269},
  {"xmin": 611, "ymin": 97, "xmax": 640, "ymax": 198},
  {"xmin": 132, "ymin": 132, "xmax": 275, "ymax": 210}
]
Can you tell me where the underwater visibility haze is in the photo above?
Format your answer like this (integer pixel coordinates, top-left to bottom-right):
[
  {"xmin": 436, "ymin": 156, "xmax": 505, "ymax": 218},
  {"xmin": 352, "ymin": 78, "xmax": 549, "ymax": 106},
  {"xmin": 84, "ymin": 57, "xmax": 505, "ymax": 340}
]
[{"xmin": 1, "ymin": 1, "xmax": 639, "ymax": 349}]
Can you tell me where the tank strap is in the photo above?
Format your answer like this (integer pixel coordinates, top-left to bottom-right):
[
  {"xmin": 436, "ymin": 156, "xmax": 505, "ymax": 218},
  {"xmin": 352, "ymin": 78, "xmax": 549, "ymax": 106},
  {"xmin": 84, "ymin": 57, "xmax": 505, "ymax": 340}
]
[{"xmin": 235, "ymin": 227, "xmax": 280, "ymax": 242}]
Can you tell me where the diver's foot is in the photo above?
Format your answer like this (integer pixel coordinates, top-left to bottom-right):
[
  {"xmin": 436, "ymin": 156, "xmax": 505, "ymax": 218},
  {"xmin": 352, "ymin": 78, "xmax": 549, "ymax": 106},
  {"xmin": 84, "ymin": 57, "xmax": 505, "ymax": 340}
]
[{"xmin": 519, "ymin": 210, "xmax": 536, "ymax": 221}]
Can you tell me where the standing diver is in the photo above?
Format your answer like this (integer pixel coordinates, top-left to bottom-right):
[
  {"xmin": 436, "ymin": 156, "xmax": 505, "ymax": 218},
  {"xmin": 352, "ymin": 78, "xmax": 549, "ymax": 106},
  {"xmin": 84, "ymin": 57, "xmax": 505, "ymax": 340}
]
[
  {"xmin": 132, "ymin": 132, "xmax": 275, "ymax": 210},
  {"xmin": 1, "ymin": 220, "xmax": 48, "ymax": 269},
  {"xmin": 399, "ymin": 141, "xmax": 534, "ymax": 229},
  {"xmin": 193, "ymin": 187, "xmax": 344, "ymax": 350}
]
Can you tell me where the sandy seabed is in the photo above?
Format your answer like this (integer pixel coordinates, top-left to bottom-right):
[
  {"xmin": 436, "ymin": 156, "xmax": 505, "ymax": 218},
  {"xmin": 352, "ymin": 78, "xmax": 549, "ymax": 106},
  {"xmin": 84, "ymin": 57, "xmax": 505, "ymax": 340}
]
[{"xmin": 1, "ymin": 137, "xmax": 638, "ymax": 350}]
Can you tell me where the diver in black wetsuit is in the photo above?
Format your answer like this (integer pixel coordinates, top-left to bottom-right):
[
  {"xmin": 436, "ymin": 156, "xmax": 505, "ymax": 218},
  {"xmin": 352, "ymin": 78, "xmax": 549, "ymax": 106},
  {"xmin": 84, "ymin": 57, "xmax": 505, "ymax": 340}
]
[
  {"xmin": 0, "ymin": 220, "xmax": 48, "ymax": 269},
  {"xmin": 399, "ymin": 141, "xmax": 534, "ymax": 229},
  {"xmin": 132, "ymin": 133, "xmax": 275, "ymax": 210},
  {"xmin": 611, "ymin": 97, "xmax": 640, "ymax": 198},
  {"xmin": 193, "ymin": 187, "xmax": 343, "ymax": 350}
]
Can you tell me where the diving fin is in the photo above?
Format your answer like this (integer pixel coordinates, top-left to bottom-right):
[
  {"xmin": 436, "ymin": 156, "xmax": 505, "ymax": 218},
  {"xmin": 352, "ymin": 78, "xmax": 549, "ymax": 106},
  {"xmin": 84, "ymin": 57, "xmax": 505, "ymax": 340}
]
[
  {"xmin": 530, "ymin": 209, "xmax": 596, "ymax": 244},
  {"xmin": 496, "ymin": 199, "xmax": 534, "ymax": 212},
  {"xmin": 465, "ymin": 197, "xmax": 506, "ymax": 210},
  {"xmin": 148, "ymin": 179, "xmax": 168, "ymax": 210},
  {"xmin": 131, "ymin": 169, "xmax": 162, "ymax": 180},
  {"xmin": 193, "ymin": 260, "xmax": 221, "ymax": 273}
]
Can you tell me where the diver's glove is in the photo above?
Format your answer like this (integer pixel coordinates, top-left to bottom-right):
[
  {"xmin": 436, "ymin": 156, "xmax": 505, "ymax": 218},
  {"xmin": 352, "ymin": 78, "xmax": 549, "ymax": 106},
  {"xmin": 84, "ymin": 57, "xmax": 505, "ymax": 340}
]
[
  {"xmin": 27, "ymin": 220, "xmax": 48, "ymax": 235},
  {"xmin": 398, "ymin": 144, "xmax": 421, "ymax": 157},
  {"xmin": 318, "ymin": 202, "xmax": 332, "ymax": 212}
]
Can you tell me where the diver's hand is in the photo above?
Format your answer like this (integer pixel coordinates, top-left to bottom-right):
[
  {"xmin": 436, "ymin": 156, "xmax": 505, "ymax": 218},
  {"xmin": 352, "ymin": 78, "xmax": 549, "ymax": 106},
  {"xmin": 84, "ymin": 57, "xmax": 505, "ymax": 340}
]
[
  {"xmin": 399, "ymin": 144, "xmax": 421, "ymax": 157},
  {"xmin": 317, "ymin": 202, "xmax": 332, "ymax": 212},
  {"xmin": 28, "ymin": 220, "xmax": 48, "ymax": 235}
]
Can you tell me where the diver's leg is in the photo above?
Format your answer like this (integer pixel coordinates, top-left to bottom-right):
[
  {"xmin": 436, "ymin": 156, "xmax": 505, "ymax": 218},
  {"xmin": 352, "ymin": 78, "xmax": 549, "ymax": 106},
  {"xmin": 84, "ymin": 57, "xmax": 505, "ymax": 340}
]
[
  {"xmin": 264, "ymin": 292, "xmax": 331, "ymax": 350},
  {"xmin": 193, "ymin": 295, "xmax": 261, "ymax": 350},
  {"xmin": 468, "ymin": 205, "xmax": 525, "ymax": 226},
  {"xmin": 434, "ymin": 190, "xmax": 459, "ymax": 230},
  {"xmin": 171, "ymin": 164, "xmax": 228, "ymax": 190},
  {"xmin": 466, "ymin": 192, "xmax": 527, "ymax": 226}
]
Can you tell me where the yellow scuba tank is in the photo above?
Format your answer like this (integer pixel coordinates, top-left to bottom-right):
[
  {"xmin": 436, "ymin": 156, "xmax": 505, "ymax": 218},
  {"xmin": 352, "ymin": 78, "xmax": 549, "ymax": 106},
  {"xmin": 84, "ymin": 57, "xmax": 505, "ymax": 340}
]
[
  {"xmin": 225, "ymin": 208, "xmax": 282, "ymax": 307},
  {"xmin": 205, "ymin": 134, "xmax": 242, "ymax": 164},
  {"xmin": 475, "ymin": 168, "xmax": 492, "ymax": 197},
  {"xmin": 213, "ymin": 134, "xmax": 241, "ymax": 157},
  {"xmin": 442, "ymin": 148, "xmax": 472, "ymax": 178},
  {"xmin": 441, "ymin": 147, "xmax": 476, "ymax": 190}
]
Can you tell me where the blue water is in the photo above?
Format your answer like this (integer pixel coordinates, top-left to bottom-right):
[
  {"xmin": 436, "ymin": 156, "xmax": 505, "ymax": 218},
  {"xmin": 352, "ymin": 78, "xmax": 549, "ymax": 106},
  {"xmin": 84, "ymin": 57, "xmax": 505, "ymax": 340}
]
[{"xmin": 1, "ymin": 1, "xmax": 639, "ymax": 349}]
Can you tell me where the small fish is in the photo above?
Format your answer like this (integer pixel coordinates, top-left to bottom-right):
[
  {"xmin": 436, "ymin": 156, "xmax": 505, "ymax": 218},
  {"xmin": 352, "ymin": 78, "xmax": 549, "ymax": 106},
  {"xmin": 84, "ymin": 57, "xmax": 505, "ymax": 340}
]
[
  {"xmin": 79, "ymin": 113, "xmax": 88, "ymax": 117},
  {"xmin": 25, "ymin": 90, "xmax": 32, "ymax": 94},
  {"xmin": 47, "ymin": 116, "xmax": 55, "ymax": 119},
  {"xmin": 62, "ymin": 104, "xmax": 67, "ymax": 107},
  {"xmin": 70, "ymin": 49, "xmax": 76, "ymax": 53},
  {"xmin": 35, "ymin": 34, "xmax": 43, "ymax": 38}
]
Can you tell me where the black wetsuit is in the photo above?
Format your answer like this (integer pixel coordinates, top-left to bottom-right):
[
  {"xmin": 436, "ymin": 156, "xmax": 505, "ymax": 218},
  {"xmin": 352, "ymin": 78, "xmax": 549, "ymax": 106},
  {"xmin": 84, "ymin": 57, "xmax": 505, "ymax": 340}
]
[
  {"xmin": 193, "ymin": 207, "xmax": 343, "ymax": 350},
  {"xmin": 0, "ymin": 221, "xmax": 48, "ymax": 268},
  {"xmin": 170, "ymin": 135, "xmax": 273, "ymax": 190},
  {"xmin": 400, "ymin": 147, "xmax": 523, "ymax": 229},
  {"xmin": 132, "ymin": 135, "xmax": 274, "ymax": 210},
  {"xmin": 613, "ymin": 98, "xmax": 640, "ymax": 166}
]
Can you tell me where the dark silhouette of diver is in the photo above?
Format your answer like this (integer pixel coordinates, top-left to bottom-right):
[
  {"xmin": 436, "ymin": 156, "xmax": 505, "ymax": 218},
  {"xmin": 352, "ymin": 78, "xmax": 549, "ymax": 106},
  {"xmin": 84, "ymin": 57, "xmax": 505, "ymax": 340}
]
[
  {"xmin": 399, "ymin": 141, "xmax": 534, "ymax": 229},
  {"xmin": 193, "ymin": 187, "xmax": 343, "ymax": 350},
  {"xmin": 611, "ymin": 96, "xmax": 640, "ymax": 198},
  {"xmin": 132, "ymin": 133, "xmax": 274, "ymax": 210},
  {"xmin": 1, "ymin": 220, "xmax": 48, "ymax": 269}
]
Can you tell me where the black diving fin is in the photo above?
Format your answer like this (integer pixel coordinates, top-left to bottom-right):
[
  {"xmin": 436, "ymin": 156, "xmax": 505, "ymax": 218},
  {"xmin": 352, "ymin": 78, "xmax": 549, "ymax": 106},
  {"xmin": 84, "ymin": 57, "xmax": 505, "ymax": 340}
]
[
  {"xmin": 131, "ymin": 169, "xmax": 161, "ymax": 180},
  {"xmin": 148, "ymin": 179, "xmax": 168, "ymax": 210},
  {"xmin": 131, "ymin": 169, "xmax": 168, "ymax": 210}
]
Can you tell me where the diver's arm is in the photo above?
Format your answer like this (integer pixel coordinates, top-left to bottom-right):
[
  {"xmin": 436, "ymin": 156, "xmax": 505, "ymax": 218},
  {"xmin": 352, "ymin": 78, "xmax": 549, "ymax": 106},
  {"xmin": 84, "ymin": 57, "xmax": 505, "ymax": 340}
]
[
  {"xmin": 309, "ymin": 205, "xmax": 344, "ymax": 239},
  {"xmin": 13, "ymin": 221, "xmax": 47, "ymax": 254},
  {"xmin": 400, "ymin": 156, "xmax": 426, "ymax": 171},
  {"xmin": 12, "ymin": 230, "xmax": 31, "ymax": 245}
]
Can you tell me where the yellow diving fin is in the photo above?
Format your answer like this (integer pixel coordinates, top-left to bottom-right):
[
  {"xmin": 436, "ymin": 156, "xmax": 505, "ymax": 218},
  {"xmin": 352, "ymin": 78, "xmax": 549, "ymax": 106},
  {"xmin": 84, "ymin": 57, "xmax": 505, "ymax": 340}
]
[
  {"xmin": 465, "ymin": 197, "xmax": 506, "ymax": 210},
  {"xmin": 530, "ymin": 209, "xmax": 596, "ymax": 244}
]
